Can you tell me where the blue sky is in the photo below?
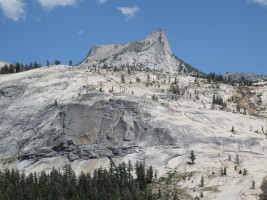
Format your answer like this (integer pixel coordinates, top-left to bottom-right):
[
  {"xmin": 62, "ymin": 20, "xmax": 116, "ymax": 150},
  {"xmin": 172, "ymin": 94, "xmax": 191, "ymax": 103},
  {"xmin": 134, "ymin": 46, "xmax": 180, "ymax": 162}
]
[{"xmin": 0, "ymin": 0, "xmax": 267, "ymax": 74}]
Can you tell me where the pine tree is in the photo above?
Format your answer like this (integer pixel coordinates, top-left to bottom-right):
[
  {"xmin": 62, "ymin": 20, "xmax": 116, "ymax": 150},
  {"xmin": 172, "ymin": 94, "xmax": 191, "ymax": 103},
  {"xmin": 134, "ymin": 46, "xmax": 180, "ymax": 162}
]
[
  {"xmin": 173, "ymin": 190, "xmax": 179, "ymax": 200},
  {"xmin": 146, "ymin": 166, "xmax": 153, "ymax": 183},
  {"xmin": 200, "ymin": 176, "xmax": 204, "ymax": 187},
  {"xmin": 135, "ymin": 161, "xmax": 146, "ymax": 191},
  {"xmin": 231, "ymin": 126, "xmax": 235, "ymax": 133},
  {"xmin": 252, "ymin": 180, "xmax": 255, "ymax": 189},
  {"xmin": 15, "ymin": 63, "xmax": 21, "ymax": 72},
  {"xmin": 223, "ymin": 166, "xmax": 227, "ymax": 175},
  {"xmin": 157, "ymin": 189, "xmax": 161, "ymax": 198},
  {"xmin": 189, "ymin": 151, "xmax": 196, "ymax": 164},
  {"xmin": 127, "ymin": 160, "xmax": 133, "ymax": 181},
  {"xmin": 220, "ymin": 168, "xmax": 224, "ymax": 176},
  {"xmin": 121, "ymin": 74, "xmax": 125, "ymax": 83},
  {"xmin": 55, "ymin": 60, "xmax": 61, "ymax": 65}
]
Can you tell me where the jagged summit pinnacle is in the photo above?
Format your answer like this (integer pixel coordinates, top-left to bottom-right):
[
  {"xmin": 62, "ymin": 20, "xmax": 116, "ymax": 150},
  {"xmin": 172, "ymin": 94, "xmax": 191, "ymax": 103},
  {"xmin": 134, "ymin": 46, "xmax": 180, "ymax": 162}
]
[
  {"xmin": 80, "ymin": 29, "xmax": 200, "ymax": 75},
  {"xmin": 145, "ymin": 29, "xmax": 172, "ymax": 54}
]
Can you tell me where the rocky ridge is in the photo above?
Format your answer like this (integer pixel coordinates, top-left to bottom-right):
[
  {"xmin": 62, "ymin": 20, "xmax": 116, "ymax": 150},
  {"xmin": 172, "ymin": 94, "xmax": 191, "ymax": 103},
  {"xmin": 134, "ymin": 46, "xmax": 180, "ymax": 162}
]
[
  {"xmin": 223, "ymin": 72, "xmax": 267, "ymax": 82},
  {"xmin": 80, "ymin": 29, "xmax": 200, "ymax": 75}
]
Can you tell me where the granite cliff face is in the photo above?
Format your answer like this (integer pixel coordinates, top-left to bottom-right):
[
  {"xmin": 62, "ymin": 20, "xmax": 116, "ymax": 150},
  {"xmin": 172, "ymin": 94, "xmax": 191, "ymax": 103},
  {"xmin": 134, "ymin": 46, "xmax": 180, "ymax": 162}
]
[
  {"xmin": 80, "ymin": 30, "xmax": 200, "ymax": 75},
  {"xmin": 0, "ymin": 65, "xmax": 265, "ymax": 162},
  {"xmin": 0, "ymin": 66, "xmax": 181, "ymax": 165},
  {"xmin": 1, "ymin": 65, "xmax": 267, "ymax": 199}
]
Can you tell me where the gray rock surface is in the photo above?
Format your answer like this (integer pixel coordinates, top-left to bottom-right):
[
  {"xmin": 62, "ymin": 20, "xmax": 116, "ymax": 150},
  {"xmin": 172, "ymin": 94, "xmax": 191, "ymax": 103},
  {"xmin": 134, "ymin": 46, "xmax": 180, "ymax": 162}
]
[
  {"xmin": 1, "ymin": 65, "xmax": 267, "ymax": 199},
  {"xmin": 0, "ymin": 67, "xmax": 176, "ymax": 165},
  {"xmin": 0, "ymin": 65, "xmax": 266, "ymax": 166},
  {"xmin": 223, "ymin": 72, "xmax": 267, "ymax": 82},
  {"xmin": 80, "ymin": 29, "xmax": 200, "ymax": 75},
  {"xmin": 0, "ymin": 60, "xmax": 10, "ymax": 69}
]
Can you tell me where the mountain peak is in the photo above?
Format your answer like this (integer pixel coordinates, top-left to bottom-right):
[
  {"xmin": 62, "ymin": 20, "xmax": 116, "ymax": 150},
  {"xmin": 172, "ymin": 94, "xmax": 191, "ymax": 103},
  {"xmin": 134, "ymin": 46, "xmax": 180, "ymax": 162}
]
[
  {"xmin": 144, "ymin": 29, "xmax": 171, "ymax": 54},
  {"xmin": 80, "ymin": 30, "xmax": 200, "ymax": 75},
  {"xmin": 146, "ymin": 29, "xmax": 165, "ymax": 40}
]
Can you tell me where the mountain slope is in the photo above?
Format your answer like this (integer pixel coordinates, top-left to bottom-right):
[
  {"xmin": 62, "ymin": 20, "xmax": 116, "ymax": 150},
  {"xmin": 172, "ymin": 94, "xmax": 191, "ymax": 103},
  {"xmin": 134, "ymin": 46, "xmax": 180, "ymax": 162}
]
[
  {"xmin": 0, "ymin": 66, "xmax": 267, "ymax": 199},
  {"xmin": 80, "ymin": 29, "xmax": 201, "ymax": 75}
]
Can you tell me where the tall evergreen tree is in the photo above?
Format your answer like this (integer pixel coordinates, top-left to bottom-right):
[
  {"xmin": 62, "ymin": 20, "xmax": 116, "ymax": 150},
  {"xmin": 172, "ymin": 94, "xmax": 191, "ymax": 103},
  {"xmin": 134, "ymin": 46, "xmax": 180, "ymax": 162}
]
[{"xmin": 189, "ymin": 150, "xmax": 196, "ymax": 164}]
